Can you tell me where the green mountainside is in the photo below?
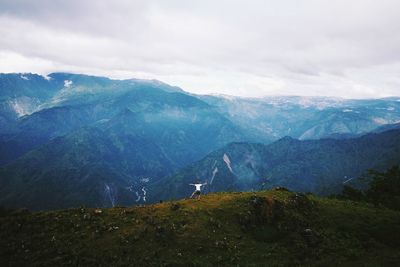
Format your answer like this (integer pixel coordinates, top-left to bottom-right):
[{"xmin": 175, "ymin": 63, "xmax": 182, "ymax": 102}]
[
  {"xmin": 151, "ymin": 129, "xmax": 400, "ymax": 202},
  {"xmin": 0, "ymin": 88, "xmax": 245, "ymax": 210},
  {"xmin": 1, "ymin": 72, "xmax": 400, "ymax": 211},
  {"xmin": 1, "ymin": 189, "xmax": 400, "ymax": 266}
]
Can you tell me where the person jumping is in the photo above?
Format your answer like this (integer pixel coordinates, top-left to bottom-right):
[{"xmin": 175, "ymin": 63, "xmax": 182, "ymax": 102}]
[{"xmin": 189, "ymin": 182, "xmax": 207, "ymax": 199}]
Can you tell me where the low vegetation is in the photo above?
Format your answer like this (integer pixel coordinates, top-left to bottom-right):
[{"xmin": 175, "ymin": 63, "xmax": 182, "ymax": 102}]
[{"xmin": 1, "ymin": 189, "xmax": 400, "ymax": 266}]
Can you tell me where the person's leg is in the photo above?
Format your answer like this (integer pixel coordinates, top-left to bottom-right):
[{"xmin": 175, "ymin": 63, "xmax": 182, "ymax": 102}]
[{"xmin": 190, "ymin": 190, "xmax": 196, "ymax": 199}]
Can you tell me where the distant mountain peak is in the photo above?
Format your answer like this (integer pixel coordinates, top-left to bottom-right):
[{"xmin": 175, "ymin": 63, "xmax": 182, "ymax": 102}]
[{"xmin": 277, "ymin": 136, "xmax": 297, "ymax": 142}]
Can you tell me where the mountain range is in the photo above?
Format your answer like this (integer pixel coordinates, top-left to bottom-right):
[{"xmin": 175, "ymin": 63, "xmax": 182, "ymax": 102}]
[
  {"xmin": 151, "ymin": 129, "xmax": 400, "ymax": 202},
  {"xmin": 0, "ymin": 72, "xmax": 399, "ymax": 210}
]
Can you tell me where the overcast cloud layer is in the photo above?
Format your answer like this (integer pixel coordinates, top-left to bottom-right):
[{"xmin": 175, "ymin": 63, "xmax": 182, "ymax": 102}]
[{"xmin": 0, "ymin": 0, "xmax": 400, "ymax": 98}]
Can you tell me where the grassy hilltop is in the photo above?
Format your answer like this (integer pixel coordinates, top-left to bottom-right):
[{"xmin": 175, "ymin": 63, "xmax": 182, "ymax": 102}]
[{"xmin": 1, "ymin": 189, "xmax": 400, "ymax": 266}]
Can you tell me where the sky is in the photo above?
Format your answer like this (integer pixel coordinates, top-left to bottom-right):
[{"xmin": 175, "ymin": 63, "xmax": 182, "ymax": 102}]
[{"xmin": 0, "ymin": 0, "xmax": 400, "ymax": 98}]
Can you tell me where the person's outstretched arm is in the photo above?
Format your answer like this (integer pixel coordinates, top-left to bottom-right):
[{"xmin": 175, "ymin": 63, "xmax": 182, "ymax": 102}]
[{"xmin": 189, "ymin": 183, "xmax": 195, "ymax": 186}]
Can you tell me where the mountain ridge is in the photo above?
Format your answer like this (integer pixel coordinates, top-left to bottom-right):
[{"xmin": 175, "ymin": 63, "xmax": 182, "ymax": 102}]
[
  {"xmin": 1, "ymin": 189, "xmax": 399, "ymax": 266},
  {"xmin": 1, "ymin": 72, "xmax": 400, "ymax": 210},
  {"xmin": 150, "ymin": 128, "xmax": 400, "ymax": 202}
]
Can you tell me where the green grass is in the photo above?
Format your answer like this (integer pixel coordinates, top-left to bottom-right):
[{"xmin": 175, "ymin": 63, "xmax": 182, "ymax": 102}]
[{"xmin": 1, "ymin": 189, "xmax": 400, "ymax": 266}]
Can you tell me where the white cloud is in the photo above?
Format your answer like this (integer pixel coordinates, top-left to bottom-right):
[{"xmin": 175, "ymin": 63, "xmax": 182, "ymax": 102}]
[{"xmin": 0, "ymin": 0, "xmax": 399, "ymax": 98}]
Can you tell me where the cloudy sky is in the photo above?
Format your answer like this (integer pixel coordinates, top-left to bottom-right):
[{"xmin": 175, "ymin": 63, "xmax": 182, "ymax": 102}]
[{"xmin": 0, "ymin": 0, "xmax": 400, "ymax": 98}]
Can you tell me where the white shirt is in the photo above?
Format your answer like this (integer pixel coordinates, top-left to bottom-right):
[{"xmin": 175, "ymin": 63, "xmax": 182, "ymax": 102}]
[{"xmin": 191, "ymin": 183, "xmax": 204, "ymax": 191}]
